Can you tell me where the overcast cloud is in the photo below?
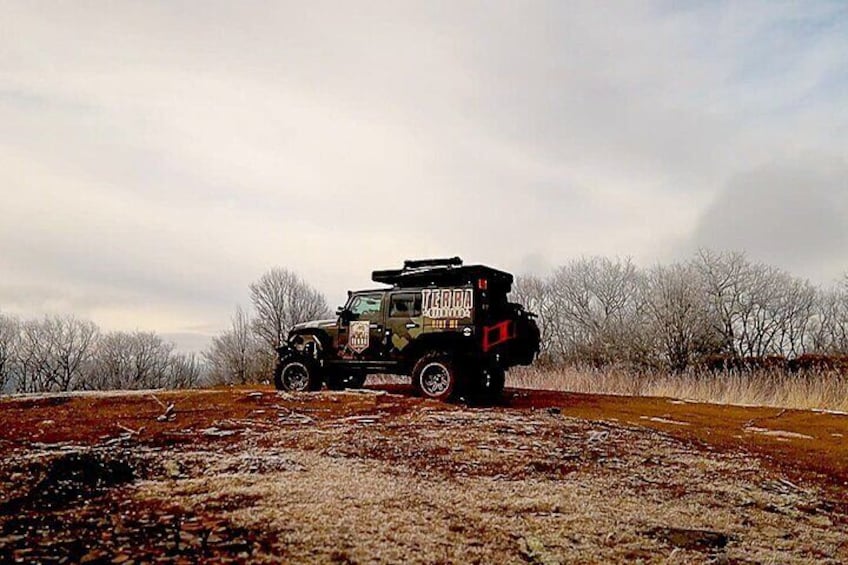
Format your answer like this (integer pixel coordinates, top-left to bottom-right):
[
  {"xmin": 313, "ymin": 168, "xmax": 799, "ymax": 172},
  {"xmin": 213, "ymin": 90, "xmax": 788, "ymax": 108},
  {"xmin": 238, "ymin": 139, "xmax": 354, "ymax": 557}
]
[{"xmin": 1, "ymin": 1, "xmax": 846, "ymax": 350}]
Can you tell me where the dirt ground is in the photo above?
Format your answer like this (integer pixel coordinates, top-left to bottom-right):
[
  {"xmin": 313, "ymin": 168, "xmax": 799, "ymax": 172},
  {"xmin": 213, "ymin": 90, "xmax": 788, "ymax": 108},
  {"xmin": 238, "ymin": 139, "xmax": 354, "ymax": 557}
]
[{"xmin": 0, "ymin": 384, "xmax": 846, "ymax": 563}]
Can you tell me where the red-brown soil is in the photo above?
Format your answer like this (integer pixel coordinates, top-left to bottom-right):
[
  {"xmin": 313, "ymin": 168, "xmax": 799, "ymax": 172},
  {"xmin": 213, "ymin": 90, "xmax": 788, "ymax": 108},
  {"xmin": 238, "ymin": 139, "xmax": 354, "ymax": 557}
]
[
  {"xmin": 3, "ymin": 385, "xmax": 845, "ymax": 491},
  {"xmin": 508, "ymin": 389, "xmax": 848, "ymax": 495},
  {"xmin": 1, "ymin": 385, "xmax": 846, "ymax": 563}
]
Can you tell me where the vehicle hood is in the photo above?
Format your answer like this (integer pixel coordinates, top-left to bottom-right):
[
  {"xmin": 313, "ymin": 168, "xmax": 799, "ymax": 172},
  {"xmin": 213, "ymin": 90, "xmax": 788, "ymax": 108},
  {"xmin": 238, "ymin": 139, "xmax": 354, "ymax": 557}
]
[{"xmin": 290, "ymin": 319, "xmax": 337, "ymax": 332}]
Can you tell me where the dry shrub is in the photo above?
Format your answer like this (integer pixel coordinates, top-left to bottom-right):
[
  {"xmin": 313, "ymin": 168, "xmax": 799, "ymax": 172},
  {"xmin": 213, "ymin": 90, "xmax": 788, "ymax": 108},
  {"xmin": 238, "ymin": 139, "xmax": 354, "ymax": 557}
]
[{"xmin": 509, "ymin": 366, "xmax": 848, "ymax": 412}]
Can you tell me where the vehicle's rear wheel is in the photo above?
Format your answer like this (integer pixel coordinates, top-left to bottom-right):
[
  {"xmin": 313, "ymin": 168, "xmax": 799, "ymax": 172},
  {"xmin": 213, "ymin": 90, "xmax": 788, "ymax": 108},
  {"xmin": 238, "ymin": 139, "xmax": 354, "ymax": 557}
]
[
  {"xmin": 274, "ymin": 356, "xmax": 322, "ymax": 392},
  {"xmin": 325, "ymin": 372, "xmax": 367, "ymax": 390},
  {"xmin": 412, "ymin": 352, "xmax": 459, "ymax": 401}
]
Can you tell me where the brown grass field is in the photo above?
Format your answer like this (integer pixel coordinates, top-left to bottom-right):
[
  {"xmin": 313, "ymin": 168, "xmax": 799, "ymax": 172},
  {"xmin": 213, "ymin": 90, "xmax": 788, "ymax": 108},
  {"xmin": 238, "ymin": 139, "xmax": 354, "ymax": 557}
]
[
  {"xmin": 1, "ymin": 379, "xmax": 846, "ymax": 563},
  {"xmin": 509, "ymin": 367, "xmax": 848, "ymax": 412}
]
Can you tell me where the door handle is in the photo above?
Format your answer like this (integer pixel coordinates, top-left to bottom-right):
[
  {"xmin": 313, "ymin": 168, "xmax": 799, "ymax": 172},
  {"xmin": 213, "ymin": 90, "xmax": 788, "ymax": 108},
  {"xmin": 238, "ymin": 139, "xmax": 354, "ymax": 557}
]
[{"xmin": 405, "ymin": 322, "xmax": 419, "ymax": 329}]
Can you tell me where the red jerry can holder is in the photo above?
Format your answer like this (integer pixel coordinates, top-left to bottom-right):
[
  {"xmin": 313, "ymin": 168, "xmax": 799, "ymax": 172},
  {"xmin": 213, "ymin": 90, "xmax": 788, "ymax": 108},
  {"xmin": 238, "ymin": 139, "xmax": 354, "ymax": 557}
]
[{"xmin": 482, "ymin": 320, "xmax": 515, "ymax": 352}]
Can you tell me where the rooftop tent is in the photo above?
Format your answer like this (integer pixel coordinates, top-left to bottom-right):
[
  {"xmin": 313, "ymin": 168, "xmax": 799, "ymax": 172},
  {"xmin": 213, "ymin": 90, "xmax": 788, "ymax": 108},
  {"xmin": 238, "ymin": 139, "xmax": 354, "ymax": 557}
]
[{"xmin": 371, "ymin": 257, "xmax": 514, "ymax": 291}]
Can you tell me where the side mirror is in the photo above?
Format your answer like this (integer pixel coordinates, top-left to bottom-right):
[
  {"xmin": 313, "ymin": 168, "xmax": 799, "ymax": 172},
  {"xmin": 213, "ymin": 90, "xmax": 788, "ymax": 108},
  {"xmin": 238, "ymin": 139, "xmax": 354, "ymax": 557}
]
[{"xmin": 336, "ymin": 307, "xmax": 352, "ymax": 322}]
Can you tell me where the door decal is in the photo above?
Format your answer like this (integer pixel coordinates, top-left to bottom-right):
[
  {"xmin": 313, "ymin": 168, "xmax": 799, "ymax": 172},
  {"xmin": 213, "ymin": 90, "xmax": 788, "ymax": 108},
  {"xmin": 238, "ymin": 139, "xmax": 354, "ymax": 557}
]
[{"xmin": 349, "ymin": 321, "xmax": 370, "ymax": 353}]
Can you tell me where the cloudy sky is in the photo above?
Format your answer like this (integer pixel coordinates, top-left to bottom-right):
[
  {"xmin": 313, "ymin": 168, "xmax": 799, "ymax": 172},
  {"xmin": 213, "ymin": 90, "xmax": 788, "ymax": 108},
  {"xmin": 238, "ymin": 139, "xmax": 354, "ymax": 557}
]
[{"xmin": 1, "ymin": 1, "xmax": 846, "ymax": 351}]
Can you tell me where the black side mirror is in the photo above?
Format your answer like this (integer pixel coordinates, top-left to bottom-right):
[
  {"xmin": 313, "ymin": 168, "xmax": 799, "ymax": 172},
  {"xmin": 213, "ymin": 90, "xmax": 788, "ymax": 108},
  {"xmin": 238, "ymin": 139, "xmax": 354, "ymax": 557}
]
[{"xmin": 337, "ymin": 307, "xmax": 352, "ymax": 322}]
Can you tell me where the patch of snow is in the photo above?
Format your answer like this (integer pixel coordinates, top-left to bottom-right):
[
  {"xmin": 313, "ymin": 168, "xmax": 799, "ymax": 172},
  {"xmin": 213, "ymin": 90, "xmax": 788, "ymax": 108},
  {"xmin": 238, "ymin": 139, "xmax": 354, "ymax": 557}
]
[
  {"xmin": 1, "ymin": 388, "xmax": 215, "ymax": 401},
  {"xmin": 200, "ymin": 427, "xmax": 238, "ymax": 437},
  {"xmin": 641, "ymin": 416, "xmax": 690, "ymax": 426},
  {"xmin": 744, "ymin": 427, "xmax": 813, "ymax": 440},
  {"xmin": 810, "ymin": 408, "xmax": 848, "ymax": 417}
]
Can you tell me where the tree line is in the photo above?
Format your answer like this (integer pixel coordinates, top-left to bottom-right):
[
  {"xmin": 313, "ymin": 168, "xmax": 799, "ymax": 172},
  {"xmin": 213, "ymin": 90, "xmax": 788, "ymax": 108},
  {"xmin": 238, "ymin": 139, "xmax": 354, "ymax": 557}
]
[
  {"xmin": 0, "ymin": 267, "xmax": 330, "ymax": 393},
  {"xmin": 0, "ymin": 314, "xmax": 203, "ymax": 393},
  {"xmin": 512, "ymin": 250, "xmax": 848, "ymax": 372},
  {"xmin": 4, "ymin": 253, "xmax": 845, "ymax": 394}
]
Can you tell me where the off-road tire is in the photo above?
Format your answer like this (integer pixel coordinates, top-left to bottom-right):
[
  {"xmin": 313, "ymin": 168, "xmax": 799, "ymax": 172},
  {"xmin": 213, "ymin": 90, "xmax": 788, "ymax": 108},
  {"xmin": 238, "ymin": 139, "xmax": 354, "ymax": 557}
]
[
  {"xmin": 274, "ymin": 356, "xmax": 322, "ymax": 392},
  {"xmin": 412, "ymin": 352, "xmax": 460, "ymax": 402},
  {"xmin": 325, "ymin": 372, "xmax": 367, "ymax": 391}
]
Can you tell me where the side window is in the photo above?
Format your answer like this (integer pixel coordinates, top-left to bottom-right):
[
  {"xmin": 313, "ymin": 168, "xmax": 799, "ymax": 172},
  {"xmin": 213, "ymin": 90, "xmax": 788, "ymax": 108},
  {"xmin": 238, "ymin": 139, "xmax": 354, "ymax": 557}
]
[
  {"xmin": 348, "ymin": 294, "xmax": 383, "ymax": 320},
  {"xmin": 390, "ymin": 293, "xmax": 422, "ymax": 318}
]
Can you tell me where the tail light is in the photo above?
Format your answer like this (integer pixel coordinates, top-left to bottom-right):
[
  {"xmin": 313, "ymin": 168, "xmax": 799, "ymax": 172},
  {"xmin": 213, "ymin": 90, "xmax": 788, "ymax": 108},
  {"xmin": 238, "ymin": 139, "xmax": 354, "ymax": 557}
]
[{"xmin": 477, "ymin": 278, "xmax": 488, "ymax": 290}]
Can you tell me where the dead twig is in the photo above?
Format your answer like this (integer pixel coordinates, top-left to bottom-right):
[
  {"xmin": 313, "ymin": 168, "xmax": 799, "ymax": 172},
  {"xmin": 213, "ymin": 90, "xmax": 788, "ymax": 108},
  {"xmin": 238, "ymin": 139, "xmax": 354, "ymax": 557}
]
[
  {"xmin": 149, "ymin": 394, "xmax": 168, "ymax": 409},
  {"xmin": 743, "ymin": 408, "xmax": 788, "ymax": 429},
  {"xmin": 778, "ymin": 478, "xmax": 804, "ymax": 493},
  {"xmin": 116, "ymin": 423, "xmax": 144, "ymax": 436}
]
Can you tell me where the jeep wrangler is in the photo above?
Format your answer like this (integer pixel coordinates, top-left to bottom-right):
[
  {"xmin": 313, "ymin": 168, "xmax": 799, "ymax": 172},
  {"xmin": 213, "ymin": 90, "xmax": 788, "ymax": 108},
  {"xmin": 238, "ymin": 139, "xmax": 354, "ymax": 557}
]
[{"xmin": 273, "ymin": 257, "xmax": 540, "ymax": 401}]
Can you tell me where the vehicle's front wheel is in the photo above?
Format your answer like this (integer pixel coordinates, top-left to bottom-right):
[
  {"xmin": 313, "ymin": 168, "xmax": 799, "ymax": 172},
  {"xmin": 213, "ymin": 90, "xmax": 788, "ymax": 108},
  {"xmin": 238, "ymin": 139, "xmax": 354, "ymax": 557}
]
[
  {"xmin": 412, "ymin": 352, "xmax": 459, "ymax": 401},
  {"xmin": 274, "ymin": 356, "xmax": 322, "ymax": 392}
]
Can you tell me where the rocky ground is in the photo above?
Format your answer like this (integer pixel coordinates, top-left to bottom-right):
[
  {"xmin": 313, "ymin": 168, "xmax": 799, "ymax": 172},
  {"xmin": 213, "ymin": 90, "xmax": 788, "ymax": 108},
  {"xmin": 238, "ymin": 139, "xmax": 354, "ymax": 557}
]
[{"xmin": 0, "ymin": 385, "xmax": 846, "ymax": 563}]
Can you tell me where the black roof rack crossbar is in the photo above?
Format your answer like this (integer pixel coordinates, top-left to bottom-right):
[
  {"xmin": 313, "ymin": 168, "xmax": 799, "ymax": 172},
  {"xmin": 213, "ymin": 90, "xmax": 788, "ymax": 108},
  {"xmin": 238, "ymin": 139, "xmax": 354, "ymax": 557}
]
[{"xmin": 402, "ymin": 257, "xmax": 463, "ymax": 270}]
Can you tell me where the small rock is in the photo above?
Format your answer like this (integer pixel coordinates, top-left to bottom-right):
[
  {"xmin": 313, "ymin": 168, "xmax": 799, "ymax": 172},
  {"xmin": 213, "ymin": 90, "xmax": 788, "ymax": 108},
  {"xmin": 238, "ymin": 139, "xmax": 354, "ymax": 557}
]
[
  {"xmin": 644, "ymin": 527, "xmax": 728, "ymax": 551},
  {"xmin": 162, "ymin": 460, "xmax": 182, "ymax": 479},
  {"xmin": 587, "ymin": 430, "xmax": 609, "ymax": 443},
  {"xmin": 520, "ymin": 535, "xmax": 559, "ymax": 565},
  {"xmin": 80, "ymin": 550, "xmax": 106, "ymax": 563}
]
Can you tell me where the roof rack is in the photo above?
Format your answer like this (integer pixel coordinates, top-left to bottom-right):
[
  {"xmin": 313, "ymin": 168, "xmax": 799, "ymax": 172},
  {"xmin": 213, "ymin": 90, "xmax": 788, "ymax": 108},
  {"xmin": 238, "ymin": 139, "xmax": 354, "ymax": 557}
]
[{"xmin": 372, "ymin": 257, "xmax": 513, "ymax": 290}]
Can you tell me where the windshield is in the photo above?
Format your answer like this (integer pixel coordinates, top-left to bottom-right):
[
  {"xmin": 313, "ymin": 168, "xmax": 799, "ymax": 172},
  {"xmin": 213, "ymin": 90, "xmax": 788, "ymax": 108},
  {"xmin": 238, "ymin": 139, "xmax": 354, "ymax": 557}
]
[{"xmin": 346, "ymin": 293, "xmax": 383, "ymax": 320}]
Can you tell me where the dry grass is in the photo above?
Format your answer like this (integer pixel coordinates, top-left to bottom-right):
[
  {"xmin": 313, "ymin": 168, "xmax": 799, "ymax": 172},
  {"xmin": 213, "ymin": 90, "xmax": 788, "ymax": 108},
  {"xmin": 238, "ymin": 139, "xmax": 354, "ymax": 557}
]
[
  {"xmin": 137, "ymin": 405, "xmax": 848, "ymax": 564},
  {"xmin": 4, "ymin": 388, "xmax": 848, "ymax": 563},
  {"xmin": 510, "ymin": 366, "xmax": 848, "ymax": 412}
]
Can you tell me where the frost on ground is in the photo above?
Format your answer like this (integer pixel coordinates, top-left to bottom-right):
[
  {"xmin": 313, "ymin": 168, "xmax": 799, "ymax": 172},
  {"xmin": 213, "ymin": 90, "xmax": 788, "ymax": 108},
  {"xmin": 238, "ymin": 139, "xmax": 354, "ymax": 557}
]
[{"xmin": 1, "ymin": 389, "xmax": 846, "ymax": 563}]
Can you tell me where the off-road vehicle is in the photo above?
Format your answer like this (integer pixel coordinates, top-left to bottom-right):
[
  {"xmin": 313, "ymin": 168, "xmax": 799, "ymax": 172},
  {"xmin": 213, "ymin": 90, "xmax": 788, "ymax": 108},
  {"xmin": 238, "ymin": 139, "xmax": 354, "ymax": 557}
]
[{"xmin": 273, "ymin": 257, "xmax": 540, "ymax": 401}]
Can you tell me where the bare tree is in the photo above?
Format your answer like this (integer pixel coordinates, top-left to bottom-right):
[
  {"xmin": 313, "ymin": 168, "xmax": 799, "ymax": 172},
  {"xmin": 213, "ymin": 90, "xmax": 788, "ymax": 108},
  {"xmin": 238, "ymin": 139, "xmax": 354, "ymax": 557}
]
[
  {"xmin": 88, "ymin": 331, "xmax": 133, "ymax": 390},
  {"xmin": 811, "ymin": 282, "xmax": 848, "ymax": 355},
  {"xmin": 205, "ymin": 307, "xmax": 265, "ymax": 385},
  {"xmin": 0, "ymin": 313, "xmax": 19, "ymax": 393},
  {"xmin": 694, "ymin": 250, "xmax": 822, "ymax": 359},
  {"xmin": 249, "ymin": 268, "xmax": 330, "ymax": 350},
  {"xmin": 642, "ymin": 263, "xmax": 719, "ymax": 371},
  {"xmin": 771, "ymin": 275, "xmax": 817, "ymax": 357},
  {"xmin": 90, "ymin": 331, "xmax": 174, "ymax": 390},
  {"xmin": 511, "ymin": 274, "xmax": 554, "ymax": 361},
  {"xmin": 126, "ymin": 332, "xmax": 174, "ymax": 389},
  {"xmin": 168, "ymin": 352, "xmax": 204, "ymax": 389},
  {"xmin": 693, "ymin": 249, "xmax": 750, "ymax": 359},
  {"xmin": 13, "ymin": 315, "xmax": 98, "ymax": 392},
  {"xmin": 545, "ymin": 257, "xmax": 643, "ymax": 365}
]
